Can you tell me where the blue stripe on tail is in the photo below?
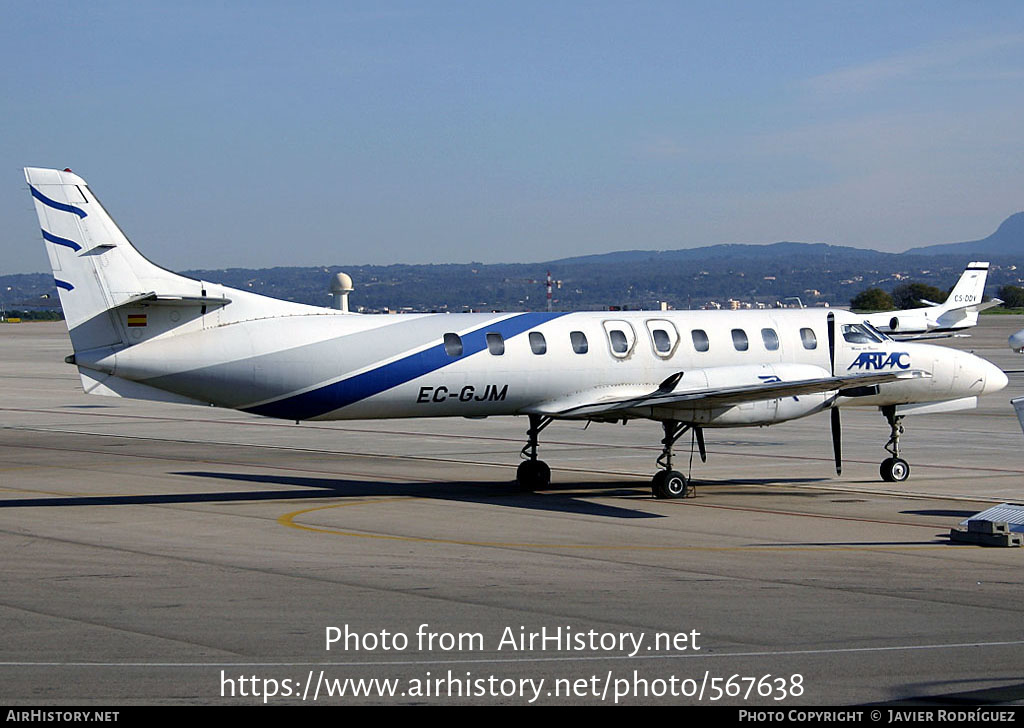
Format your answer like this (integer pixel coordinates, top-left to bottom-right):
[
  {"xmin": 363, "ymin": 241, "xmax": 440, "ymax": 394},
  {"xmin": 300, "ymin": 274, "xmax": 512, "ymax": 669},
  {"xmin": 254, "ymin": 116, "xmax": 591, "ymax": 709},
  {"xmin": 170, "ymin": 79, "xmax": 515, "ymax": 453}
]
[
  {"xmin": 42, "ymin": 229, "xmax": 82, "ymax": 252},
  {"xmin": 30, "ymin": 186, "xmax": 88, "ymax": 218}
]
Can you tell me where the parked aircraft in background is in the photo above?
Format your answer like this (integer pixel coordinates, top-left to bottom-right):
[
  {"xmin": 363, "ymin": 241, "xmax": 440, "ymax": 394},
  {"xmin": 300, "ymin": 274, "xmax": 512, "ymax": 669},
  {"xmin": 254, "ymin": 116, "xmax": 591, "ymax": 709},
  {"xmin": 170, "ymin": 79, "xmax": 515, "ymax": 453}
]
[
  {"xmin": 863, "ymin": 262, "xmax": 1000, "ymax": 340},
  {"xmin": 1009, "ymin": 328, "xmax": 1024, "ymax": 354},
  {"xmin": 26, "ymin": 168, "xmax": 1008, "ymax": 497}
]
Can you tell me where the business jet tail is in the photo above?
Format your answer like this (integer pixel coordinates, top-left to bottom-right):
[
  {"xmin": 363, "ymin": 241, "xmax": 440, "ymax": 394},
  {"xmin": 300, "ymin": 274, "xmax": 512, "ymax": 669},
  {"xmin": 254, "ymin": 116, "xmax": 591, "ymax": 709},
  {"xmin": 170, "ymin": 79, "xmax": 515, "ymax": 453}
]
[{"xmin": 940, "ymin": 262, "xmax": 995, "ymax": 315}]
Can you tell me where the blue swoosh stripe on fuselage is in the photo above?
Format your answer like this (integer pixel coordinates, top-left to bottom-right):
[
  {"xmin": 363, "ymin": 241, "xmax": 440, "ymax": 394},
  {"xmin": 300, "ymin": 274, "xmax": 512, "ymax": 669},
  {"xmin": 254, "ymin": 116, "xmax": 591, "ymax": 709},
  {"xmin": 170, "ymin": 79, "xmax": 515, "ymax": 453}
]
[
  {"xmin": 54, "ymin": 278, "xmax": 74, "ymax": 291},
  {"xmin": 243, "ymin": 312, "xmax": 567, "ymax": 420},
  {"xmin": 41, "ymin": 229, "xmax": 82, "ymax": 252},
  {"xmin": 31, "ymin": 186, "xmax": 88, "ymax": 218}
]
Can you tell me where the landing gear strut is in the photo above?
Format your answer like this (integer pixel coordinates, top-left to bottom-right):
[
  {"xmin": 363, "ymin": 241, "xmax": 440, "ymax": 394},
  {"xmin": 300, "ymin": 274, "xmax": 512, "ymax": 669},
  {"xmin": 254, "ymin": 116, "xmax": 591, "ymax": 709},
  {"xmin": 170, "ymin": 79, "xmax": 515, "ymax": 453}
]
[
  {"xmin": 652, "ymin": 420, "xmax": 695, "ymax": 499},
  {"xmin": 879, "ymin": 405, "xmax": 910, "ymax": 482},
  {"xmin": 517, "ymin": 414, "xmax": 552, "ymax": 490}
]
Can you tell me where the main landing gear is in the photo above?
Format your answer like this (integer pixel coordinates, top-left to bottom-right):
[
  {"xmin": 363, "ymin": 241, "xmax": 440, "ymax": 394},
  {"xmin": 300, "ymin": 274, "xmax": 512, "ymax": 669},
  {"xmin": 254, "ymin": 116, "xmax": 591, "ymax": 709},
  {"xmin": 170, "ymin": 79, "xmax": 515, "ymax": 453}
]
[
  {"xmin": 517, "ymin": 414, "xmax": 552, "ymax": 490},
  {"xmin": 652, "ymin": 420, "xmax": 696, "ymax": 499},
  {"xmin": 879, "ymin": 405, "xmax": 910, "ymax": 482},
  {"xmin": 515, "ymin": 416, "xmax": 701, "ymax": 497}
]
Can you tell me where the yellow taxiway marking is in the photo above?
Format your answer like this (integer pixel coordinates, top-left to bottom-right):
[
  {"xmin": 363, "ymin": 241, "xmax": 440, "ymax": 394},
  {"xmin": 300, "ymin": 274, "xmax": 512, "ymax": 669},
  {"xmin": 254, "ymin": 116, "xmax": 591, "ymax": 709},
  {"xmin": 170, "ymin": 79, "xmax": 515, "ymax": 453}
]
[{"xmin": 278, "ymin": 500, "xmax": 951, "ymax": 551}]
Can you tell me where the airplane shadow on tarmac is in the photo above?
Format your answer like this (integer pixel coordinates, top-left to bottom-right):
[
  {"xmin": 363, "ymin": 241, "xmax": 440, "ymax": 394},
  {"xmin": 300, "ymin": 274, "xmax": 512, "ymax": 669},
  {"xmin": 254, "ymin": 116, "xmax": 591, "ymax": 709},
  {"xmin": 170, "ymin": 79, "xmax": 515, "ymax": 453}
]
[
  {"xmin": 0, "ymin": 471, "xmax": 665, "ymax": 519},
  {"xmin": 0, "ymin": 472, "xmax": 841, "ymax": 520}
]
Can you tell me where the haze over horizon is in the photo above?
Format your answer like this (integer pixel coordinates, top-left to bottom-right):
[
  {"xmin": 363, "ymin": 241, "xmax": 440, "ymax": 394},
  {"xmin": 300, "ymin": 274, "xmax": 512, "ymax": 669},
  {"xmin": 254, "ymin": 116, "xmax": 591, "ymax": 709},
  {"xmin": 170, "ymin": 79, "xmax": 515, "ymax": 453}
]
[{"xmin": 3, "ymin": 2, "xmax": 1023, "ymax": 274}]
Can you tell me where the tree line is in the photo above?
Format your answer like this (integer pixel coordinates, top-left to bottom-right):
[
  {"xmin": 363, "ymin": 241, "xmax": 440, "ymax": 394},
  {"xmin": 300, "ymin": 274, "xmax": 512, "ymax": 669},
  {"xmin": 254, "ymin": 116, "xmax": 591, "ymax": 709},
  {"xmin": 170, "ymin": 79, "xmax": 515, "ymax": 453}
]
[{"xmin": 851, "ymin": 284, "xmax": 1024, "ymax": 311}]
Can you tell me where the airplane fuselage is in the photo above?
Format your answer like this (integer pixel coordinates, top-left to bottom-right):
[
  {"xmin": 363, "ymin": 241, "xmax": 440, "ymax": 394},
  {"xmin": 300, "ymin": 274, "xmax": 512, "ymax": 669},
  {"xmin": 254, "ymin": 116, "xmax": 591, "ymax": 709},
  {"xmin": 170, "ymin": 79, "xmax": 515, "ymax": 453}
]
[{"xmin": 75, "ymin": 307, "xmax": 1004, "ymax": 427}]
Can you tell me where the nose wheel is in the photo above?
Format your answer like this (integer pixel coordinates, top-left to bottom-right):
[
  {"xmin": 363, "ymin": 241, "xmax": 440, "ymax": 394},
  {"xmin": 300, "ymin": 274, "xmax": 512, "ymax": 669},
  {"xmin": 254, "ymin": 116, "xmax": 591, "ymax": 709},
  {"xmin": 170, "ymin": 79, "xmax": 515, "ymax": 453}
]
[
  {"xmin": 652, "ymin": 420, "xmax": 697, "ymax": 499},
  {"xmin": 879, "ymin": 406, "xmax": 911, "ymax": 482},
  {"xmin": 880, "ymin": 457, "xmax": 910, "ymax": 482},
  {"xmin": 517, "ymin": 414, "xmax": 552, "ymax": 490}
]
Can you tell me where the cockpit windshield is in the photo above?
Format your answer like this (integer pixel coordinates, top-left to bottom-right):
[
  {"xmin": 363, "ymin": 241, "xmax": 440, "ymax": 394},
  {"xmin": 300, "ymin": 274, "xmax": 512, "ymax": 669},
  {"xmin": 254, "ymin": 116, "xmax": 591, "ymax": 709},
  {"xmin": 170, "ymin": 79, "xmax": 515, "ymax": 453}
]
[
  {"xmin": 862, "ymin": 321, "xmax": 892, "ymax": 342},
  {"xmin": 842, "ymin": 323, "xmax": 885, "ymax": 344}
]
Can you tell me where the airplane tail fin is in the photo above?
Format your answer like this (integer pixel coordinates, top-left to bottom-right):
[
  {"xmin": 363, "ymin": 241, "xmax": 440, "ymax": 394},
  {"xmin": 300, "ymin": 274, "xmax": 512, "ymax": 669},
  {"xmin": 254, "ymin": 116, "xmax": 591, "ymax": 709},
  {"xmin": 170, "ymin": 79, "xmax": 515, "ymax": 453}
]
[
  {"xmin": 25, "ymin": 167, "xmax": 212, "ymax": 353},
  {"xmin": 943, "ymin": 262, "xmax": 989, "ymax": 311}
]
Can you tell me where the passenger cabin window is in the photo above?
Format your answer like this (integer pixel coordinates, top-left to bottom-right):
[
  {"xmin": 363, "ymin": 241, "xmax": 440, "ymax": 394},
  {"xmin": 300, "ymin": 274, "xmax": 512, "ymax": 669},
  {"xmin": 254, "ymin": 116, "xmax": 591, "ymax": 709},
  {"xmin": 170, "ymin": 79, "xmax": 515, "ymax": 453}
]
[
  {"xmin": 602, "ymin": 320, "xmax": 636, "ymax": 358},
  {"xmin": 692, "ymin": 329, "xmax": 710, "ymax": 352},
  {"xmin": 645, "ymin": 319, "xmax": 679, "ymax": 358},
  {"xmin": 570, "ymin": 331, "xmax": 589, "ymax": 354},
  {"xmin": 761, "ymin": 328, "xmax": 780, "ymax": 351},
  {"xmin": 800, "ymin": 328, "xmax": 817, "ymax": 350},
  {"xmin": 486, "ymin": 332, "xmax": 505, "ymax": 355},
  {"xmin": 443, "ymin": 333, "xmax": 463, "ymax": 357},
  {"xmin": 731, "ymin": 329, "xmax": 749, "ymax": 351},
  {"xmin": 529, "ymin": 331, "xmax": 547, "ymax": 355}
]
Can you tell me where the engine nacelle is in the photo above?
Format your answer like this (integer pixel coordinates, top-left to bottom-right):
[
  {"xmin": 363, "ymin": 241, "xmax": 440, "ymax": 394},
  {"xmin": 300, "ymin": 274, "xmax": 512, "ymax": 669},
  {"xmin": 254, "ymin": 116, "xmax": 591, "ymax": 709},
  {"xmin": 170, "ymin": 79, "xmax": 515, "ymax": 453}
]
[
  {"xmin": 654, "ymin": 362, "xmax": 834, "ymax": 426},
  {"xmin": 887, "ymin": 314, "xmax": 932, "ymax": 333}
]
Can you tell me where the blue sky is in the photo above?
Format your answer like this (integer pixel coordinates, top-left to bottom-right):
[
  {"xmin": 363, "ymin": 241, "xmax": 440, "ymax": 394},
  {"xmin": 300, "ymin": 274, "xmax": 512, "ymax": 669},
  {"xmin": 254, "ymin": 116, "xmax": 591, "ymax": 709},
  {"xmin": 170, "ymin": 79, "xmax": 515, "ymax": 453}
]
[{"xmin": 2, "ymin": 1, "xmax": 1023, "ymax": 274}]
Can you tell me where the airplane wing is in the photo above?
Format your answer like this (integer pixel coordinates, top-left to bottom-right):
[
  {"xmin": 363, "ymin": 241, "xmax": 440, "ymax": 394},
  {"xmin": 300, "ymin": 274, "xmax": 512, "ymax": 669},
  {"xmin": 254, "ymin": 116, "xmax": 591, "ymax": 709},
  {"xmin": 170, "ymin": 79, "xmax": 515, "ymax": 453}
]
[
  {"xmin": 890, "ymin": 332, "xmax": 971, "ymax": 342},
  {"xmin": 532, "ymin": 370, "xmax": 929, "ymax": 419}
]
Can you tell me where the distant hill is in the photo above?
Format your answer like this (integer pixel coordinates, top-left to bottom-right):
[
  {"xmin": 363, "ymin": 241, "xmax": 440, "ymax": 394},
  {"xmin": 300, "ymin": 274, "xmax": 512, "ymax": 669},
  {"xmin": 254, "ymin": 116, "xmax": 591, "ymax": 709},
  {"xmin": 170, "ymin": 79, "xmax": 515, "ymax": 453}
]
[
  {"xmin": 550, "ymin": 213, "xmax": 1024, "ymax": 266},
  {"xmin": 5, "ymin": 213, "xmax": 1023, "ymax": 314},
  {"xmin": 904, "ymin": 212, "xmax": 1024, "ymax": 257},
  {"xmin": 549, "ymin": 241, "xmax": 882, "ymax": 266}
]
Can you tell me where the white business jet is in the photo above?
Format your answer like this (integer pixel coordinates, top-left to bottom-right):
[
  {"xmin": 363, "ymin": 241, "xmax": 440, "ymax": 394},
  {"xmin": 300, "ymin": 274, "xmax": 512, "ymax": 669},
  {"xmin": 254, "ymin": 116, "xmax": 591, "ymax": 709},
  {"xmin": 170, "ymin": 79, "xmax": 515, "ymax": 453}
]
[
  {"xmin": 25, "ymin": 167, "xmax": 1008, "ymax": 497},
  {"xmin": 862, "ymin": 263, "xmax": 1001, "ymax": 339}
]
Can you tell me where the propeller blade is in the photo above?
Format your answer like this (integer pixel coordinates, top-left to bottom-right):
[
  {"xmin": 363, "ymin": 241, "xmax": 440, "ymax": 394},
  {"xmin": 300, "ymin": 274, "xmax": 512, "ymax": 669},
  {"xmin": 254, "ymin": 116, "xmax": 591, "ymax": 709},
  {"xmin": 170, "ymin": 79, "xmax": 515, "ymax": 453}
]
[
  {"xmin": 695, "ymin": 427, "xmax": 707, "ymax": 463},
  {"xmin": 827, "ymin": 312, "xmax": 836, "ymax": 376},
  {"xmin": 831, "ymin": 406, "xmax": 842, "ymax": 475}
]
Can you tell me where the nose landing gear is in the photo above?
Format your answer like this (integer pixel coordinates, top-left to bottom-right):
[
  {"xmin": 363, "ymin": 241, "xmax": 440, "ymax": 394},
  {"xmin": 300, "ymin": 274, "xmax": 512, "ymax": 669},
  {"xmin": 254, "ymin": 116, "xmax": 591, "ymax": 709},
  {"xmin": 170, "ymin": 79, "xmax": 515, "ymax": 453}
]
[
  {"xmin": 652, "ymin": 420, "xmax": 697, "ymax": 499},
  {"xmin": 879, "ymin": 405, "xmax": 910, "ymax": 482},
  {"xmin": 517, "ymin": 414, "xmax": 553, "ymax": 490}
]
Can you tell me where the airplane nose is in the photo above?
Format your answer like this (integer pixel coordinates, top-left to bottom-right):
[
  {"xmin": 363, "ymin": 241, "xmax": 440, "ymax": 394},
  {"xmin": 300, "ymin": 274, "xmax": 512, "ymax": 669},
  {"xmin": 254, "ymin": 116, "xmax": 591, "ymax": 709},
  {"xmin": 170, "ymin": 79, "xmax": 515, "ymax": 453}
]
[
  {"xmin": 953, "ymin": 351, "xmax": 1008, "ymax": 397},
  {"xmin": 982, "ymin": 359, "xmax": 1009, "ymax": 395}
]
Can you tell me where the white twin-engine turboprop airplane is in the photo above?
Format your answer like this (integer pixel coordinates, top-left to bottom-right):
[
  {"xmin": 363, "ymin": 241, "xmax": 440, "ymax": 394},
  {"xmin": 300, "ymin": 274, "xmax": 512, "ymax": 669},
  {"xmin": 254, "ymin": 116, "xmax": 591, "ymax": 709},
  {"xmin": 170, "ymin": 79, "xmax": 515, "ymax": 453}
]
[{"xmin": 25, "ymin": 167, "xmax": 1008, "ymax": 498}]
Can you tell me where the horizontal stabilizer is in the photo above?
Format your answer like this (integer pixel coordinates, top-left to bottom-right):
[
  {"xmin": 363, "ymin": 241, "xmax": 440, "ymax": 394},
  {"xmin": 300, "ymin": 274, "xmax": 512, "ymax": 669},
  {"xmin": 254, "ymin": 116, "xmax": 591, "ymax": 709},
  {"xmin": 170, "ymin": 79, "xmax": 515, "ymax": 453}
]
[
  {"xmin": 972, "ymin": 298, "xmax": 1002, "ymax": 312},
  {"xmin": 113, "ymin": 292, "xmax": 232, "ymax": 309},
  {"xmin": 938, "ymin": 297, "xmax": 1002, "ymax": 316}
]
